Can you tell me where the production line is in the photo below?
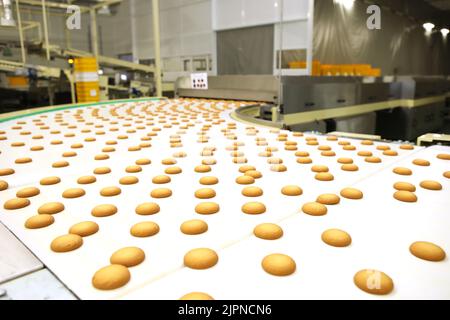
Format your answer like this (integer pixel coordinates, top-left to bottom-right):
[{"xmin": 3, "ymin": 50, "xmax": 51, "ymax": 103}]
[{"xmin": 0, "ymin": 87, "xmax": 449, "ymax": 299}]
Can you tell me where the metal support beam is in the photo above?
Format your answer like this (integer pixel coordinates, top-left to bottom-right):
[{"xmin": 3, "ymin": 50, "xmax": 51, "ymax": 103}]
[
  {"xmin": 41, "ymin": 0, "xmax": 50, "ymax": 60},
  {"xmin": 15, "ymin": 0, "xmax": 27, "ymax": 64},
  {"xmin": 306, "ymin": 0, "xmax": 314, "ymax": 76},
  {"xmin": 90, "ymin": 8, "xmax": 99, "ymax": 65},
  {"xmin": 152, "ymin": 0, "xmax": 162, "ymax": 97},
  {"xmin": 18, "ymin": 0, "xmax": 89, "ymax": 12}
]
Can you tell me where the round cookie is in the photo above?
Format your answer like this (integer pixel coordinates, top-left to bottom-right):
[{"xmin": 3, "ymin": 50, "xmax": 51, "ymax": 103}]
[
  {"xmin": 151, "ymin": 188, "xmax": 172, "ymax": 198},
  {"xmin": 40, "ymin": 176, "xmax": 61, "ymax": 185},
  {"xmin": 184, "ymin": 248, "xmax": 218, "ymax": 270},
  {"xmin": 245, "ymin": 170, "xmax": 262, "ymax": 179},
  {"xmin": 242, "ymin": 202, "xmax": 266, "ymax": 215},
  {"xmin": 195, "ymin": 165, "xmax": 211, "ymax": 173},
  {"xmin": 437, "ymin": 154, "xmax": 450, "ymax": 160},
  {"xmin": 311, "ymin": 165, "xmax": 329, "ymax": 173},
  {"xmin": 94, "ymin": 167, "xmax": 111, "ymax": 175},
  {"xmin": 315, "ymin": 172, "xmax": 334, "ymax": 181},
  {"xmin": 0, "ymin": 180, "xmax": 8, "ymax": 191},
  {"xmin": 0, "ymin": 168, "xmax": 15, "ymax": 176},
  {"xmin": 253, "ymin": 223, "xmax": 283, "ymax": 240},
  {"xmin": 195, "ymin": 202, "xmax": 220, "ymax": 215},
  {"xmin": 393, "ymin": 167, "xmax": 412, "ymax": 176},
  {"xmin": 302, "ymin": 202, "xmax": 327, "ymax": 216},
  {"xmin": 130, "ymin": 222, "xmax": 160, "ymax": 237},
  {"xmin": 135, "ymin": 202, "xmax": 160, "ymax": 215},
  {"xmin": 52, "ymin": 161, "xmax": 69, "ymax": 168},
  {"xmin": 4, "ymin": 198, "xmax": 30, "ymax": 210},
  {"xmin": 77, "ymin": 176, "xmax": 97, "ymax": 184},
  {"xmin": 92, "ymin": 265, "xmax": 131, "ymax": 290},
  {"xmin": 69, "ymin": 221, "xmax": 99, "ymax": 237},
  {"xmin": 25, "ymin": 214, "xmax": 55, "ymax": 229},
  {"xmin": 50, "ymin": 234, "xmax": 83, "ymax": 252},
  {"xmin": 393, "ymin": 182, "xmax": 416, "ymax": 192},
  {"xmin": 409, "ymin": 241, "xmax": 446, "ymax": 262},
  {"xmin": 337, "ymin": 158, "xmax": 353, "ymax": 164},
  {"xmin": 261, "ymin": 254, "xmax": 296, "ymax": 276},
  {"xmin": 365, "ymin": 157, "xmax": 382, "ymax": 163},
  {"xmin": 317, "ymin": 194, "xmax": 340, "ymax": 205},
  {"xmin": 91, "ymin": 204, "xmax": 117, "ymax": 217},
  {"xmin": 38, "ymin": 202, "xmax": 64, "ymax": 214},
  {"xmin": 353, "ymin": 269, "xmax": 394, "ymax": 295},
  {"xmin": 180, "ymin": 220, "xmax": 208, "ymax": 235},
  {"xmin": 236, "ymin": 175, "xmax": 255, "ymax": 185},
  {"xmin": 444, "ymin": 171, "xmax": 450, "ymax": 179},
  {"xmin": 16, "ymin": 187, "xmax": 40, "ymax": 198},
  {"xmin": 242, "ymin": 187, "xmax": 263, "ymax": 197},
  {"xmin": 119, "ymin": 176, "xmax": 139, "ymax": 185},
  {"xmin": 321, "ymin": 229, "xmax": 352, "ymax": 247},
  {"xmin": 419, "ymin": 180, "xmax": 442, "ymax": 191},
  {"xmin": 239, "ymin": 165, "xmax": 256, "ymax": 173},
  {"xmin": 165, "ymin": 166, "xmax": 182, "ymax": 175},
  {"xmin": 195, "ymin": 188, "xmax": 216, "ymax": 199},
  {"xmin": 297, "ymin": 157, "xmax": 313, "ymax": 164},
  {"xmin": 199, "ymin": 176, "xmax": 219, "ymax": 185},
  {"xmin": 152, "ymin": 175, "xmax": 171, "ymax": 184},
  {"xmin": 100, "ymin": 186, "xmax": 121, "ymax": 197},
  {"xmin": 393, "ymin": 191, "xmax": 417, "ymax": 203},
  {"xmin": 340, "ymin": 188, "xmax": 363, "ymax": 200},
  {"xmin": 126, "ymin": 165, "xmax": 143, "ymax": 173},
  {"xmin": 62, "ymin": 188, "xmax": 86, "ymax": 199},
  {"xmin": 412, "ymin": 159, "xmax": 430, "ymax": 166},
  {"xmin": 110, "ymin": 247, "xmax": 145, "ymax": 267},
  {"xmin": 341, "ymin": 164, "xmax": 359, "ymax": 172},
  {"xmin": 281, "ymin": 185, "xmax": 303, "ymax": 196},
  {"xmin": 180, "ymin": 292, "xmax": 214, "ymax": 300}
]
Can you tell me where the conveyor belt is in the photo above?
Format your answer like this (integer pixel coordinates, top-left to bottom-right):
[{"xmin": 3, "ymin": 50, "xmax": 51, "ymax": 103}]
[{"xmin": 0, "ymin": 98, "xmax": 449, "ymax": 299}]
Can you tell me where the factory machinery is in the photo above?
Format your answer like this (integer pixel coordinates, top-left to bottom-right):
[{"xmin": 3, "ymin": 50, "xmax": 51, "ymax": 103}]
[{"xmin": 176, "ymin": 75, "xmax": 450, "ymax": 145}]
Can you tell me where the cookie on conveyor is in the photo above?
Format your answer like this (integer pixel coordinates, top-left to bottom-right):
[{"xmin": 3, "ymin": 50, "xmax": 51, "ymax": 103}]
[
  {"xmin": 353, "ymin": 269, "xmax": 394, "ymax": 295},
  {"xmin": 261, "ymin": 254, "xmax": 296, "ymax": 276},
  {"xmin": 184, "ymin": 248, "xmax": 218, "ymax": 270},
  {"xmin": 92, "ymin": 264, "xmax": 131, "ymax": 290}
]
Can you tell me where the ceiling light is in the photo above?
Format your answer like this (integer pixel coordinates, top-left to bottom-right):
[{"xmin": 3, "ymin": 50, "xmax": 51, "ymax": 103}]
[
  {"xmin": 441, "ymin": 28, "xmax": 449, "ymax": 37},
  {"xmin": 120, "ymin": 74, "xmax": 127, "ymax": 81},
  {"xmin": 423, "ymin": 22, "xmax": 435, "ymax": 32},
  {"xmin": 335, "ymin": 0, "xmax": 354, "ymax": 10}
]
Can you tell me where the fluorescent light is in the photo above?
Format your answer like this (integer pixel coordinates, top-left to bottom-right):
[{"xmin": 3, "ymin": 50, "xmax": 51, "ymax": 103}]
[
  {"xmin": 441, "ymin": 28, "xmax": 449, "ymax": 37},
  {"xmin": 120, "ymin": 74, "xmax": 128, "ymax": 81},
  {"xmin": 423, "ymin": 22, "xmax": 435, "ymax": 32},
  {"xmin": 335, "ymin": 0, "xmax": 354, "ymax": 10},
  {"xmin": 98, "ymin": 69, "xmax": 104, "ymax": 75}
]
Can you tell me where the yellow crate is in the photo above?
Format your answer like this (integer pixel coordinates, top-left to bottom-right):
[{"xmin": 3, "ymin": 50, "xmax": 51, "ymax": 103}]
[
  {"xmin": 7, "ymin": 76, "xmax": 29, "ymax": 87},
  {"xmin": 74, "ymin": 57, "xmax": 98, "ymax": 73}
]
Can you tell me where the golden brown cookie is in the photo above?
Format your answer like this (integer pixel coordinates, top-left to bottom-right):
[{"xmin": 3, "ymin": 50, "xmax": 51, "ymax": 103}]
[
  {"xmin": 25, "ymin": 214, "xmax": 55, "ymax": 229},
  {"xmin": 261, "ymin": 254, "xmax": 296, "ymax": 276},
  {"xmin": 195, "ymin": 202, "xmax": 220, "ymax": 215},
  {"xmin": 315, "ymin": 172, "xmax": 334, "ymax": 181},
  {"xmin": 0, "ymin": 168, "xmax": 15, "ymax": 176},
  {"xmin": 393, "ymin": 182, "xmax": 416, "ymax": 192},
  {"xmin": 0, "ymin": 180, "xmax": 8, "ymax": 191},
  {"xmin": 16, "ymin": 187, "xmax": 40, "ymax": 198},
  {"xmin": 130, "ymin": 222, "xmax": 160, "ymax": 237},
  {"xmin": 365, "ymin": 157, "xmax": 382, "ymax": 163},
  {"xmin": 302, "ymin": 202, "xmax": 327, "ymax": 216},
  {"xmin": 38, "ymin": 202, "xmax": 64, "ymax": 214},
  {"xmin": 199, "ymin": 176, "xmax": 219, "ymax": 185},
  {"xmin": 419, "ymin": 180, "xmax": 442, "ymax": 191},
  {"xmin": 321, "ymin": 229, "xmax": 352, "ymax": 247},
  {"xmin": 353, "ymin": 269, "xmax": 394, "ymax": 295},
  {"xmin": 412, "ymin": 159, "xmax": 430, "ymax": 166},
  {"xmin": 236, "ymin": 175, "xmax": 255, "ymax": 185},
  {"xmin": 69, "ymin": 221, "xmax": 99, "ymax": 237},
  {"xmin": 393, "ymin": 167, "xmax": 412, "ymax": 176},
  {"xmin": 62, "ymin": 188, "xmax": 86, "ymax": 199},
  {"xmin": 110, "ymin": 247, "xmax": 145, "ymax": 267},
  {"xmin": 195, "ymin": 188, "xmax": 216, "ymax": 199},
  {"xmin": 119, "ymin": 176, "xmax": 139, "ymax": 185},
  {"xmin": 40, "ymin": 176, "xmax": 61, "ymax": 185},
  {"xmin": 281, "ymin": 185, "xmax": 303, "ymax": 196},
  {"xmin": 91, "ymin": 204, "xmax": 117, "ymax": 217},
  {"xmin": 77, "ymin": 176, "xmax": 97, "ymax": 184},
  {"xmin": 180, "ymin": 219, "xmax": 208, "ymax": 235},
  {"xmin": 340, "ymin": 188, "xmax": 363, "ymax": 200},
  {"xmin": 242, "ymin": 202, "xmax": 266, "ymax": 215},
  {"xmin": 316, "ymin": 194, "xmax": 340, "ymax": 205},
  {"xmin": 52, "ymin": 161, "xmax": 69, "ymax": 168},
  {"xmin": 437, "ymin": 154, "xmax": 450, "ymax": 160},
  {"xmin": 151, "ymin": 188, "xmax": 172, "ymax": 198},
  {"xmin": 241, "ymin": 187, "xmax": 263, "ymax": 197},
  {"xmin": 195, "ymin": 165, "xmax": 211, "ymax": 173},
  {"xmin": 239, "ymin": 165, "xmax": 256, "ymax": 173},
  {"xmin": 50, "ymin": 234, "xmax": 83, "ymax": 252},
  {"xmin": 184, "ymin": 248, "xmax": 218, "ymax": 270},
  {"xmin": 444, "ymin": 171, "xmax": 450, "ymax": 179},
  {"xmin": 337, "ymin": 158, "xmax": 353, "ymax": 164},
  {"xmin": 92, "ymin": 264, "xmax": 131, "ymax": 290},
  {"xmin": 254, "ymin": 223, "xmax": 283, "ymax": 240},
  {"xmin": 245, "ymin": 170, "xmax": 262, "ymax": 179},
  {"xmin": 152, "ymin": 175, "xmax": 171, "ymax": 184},
  {"xmin": 341, "ymin": 164, "xmax": 359, "ymax": 172},
  {"xmin": 165, "ymin": 166, "xmax": 182, "ymax": 175},
  {"xmin": 100, "ymin": 186, "xmax": 122, "ymax": 197},
  {"xmin": 409, "ymin": 241, "xmax": 446, "ymax": 262},
  {"xmin": 94, "ymin": 167, "xmax": 111, "ymax": 175},
  {"xmin": 180, "ymin": 292, "xmax": 214, "ymax": 300},
  {"xmin": 135, "ymin": 202, "xmax": 160, "ymax": 215},
  {"xmin": 126, "ymin": 165, "xmax": 143, "ymax": 173},
  {"xmin": 393, "ymin": 191, "xmax": 417, "ymax": 203}
]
